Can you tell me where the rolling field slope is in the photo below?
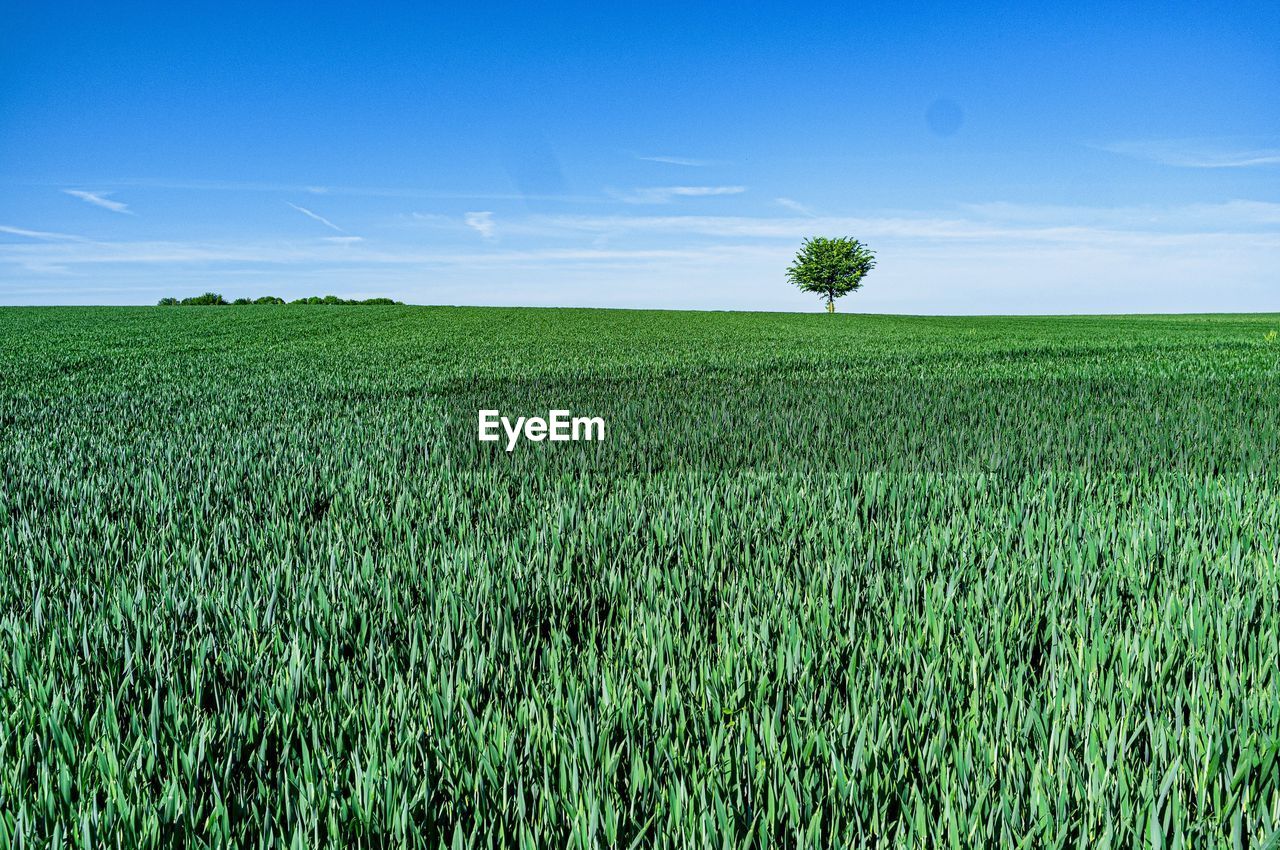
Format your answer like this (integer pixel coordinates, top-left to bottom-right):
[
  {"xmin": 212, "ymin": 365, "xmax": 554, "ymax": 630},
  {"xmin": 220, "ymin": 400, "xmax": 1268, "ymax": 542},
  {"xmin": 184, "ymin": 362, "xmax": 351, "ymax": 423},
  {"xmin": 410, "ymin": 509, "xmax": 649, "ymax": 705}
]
[{"xmin": 2, "ymin": 306, "xmax": 1279, "ymax": 847}]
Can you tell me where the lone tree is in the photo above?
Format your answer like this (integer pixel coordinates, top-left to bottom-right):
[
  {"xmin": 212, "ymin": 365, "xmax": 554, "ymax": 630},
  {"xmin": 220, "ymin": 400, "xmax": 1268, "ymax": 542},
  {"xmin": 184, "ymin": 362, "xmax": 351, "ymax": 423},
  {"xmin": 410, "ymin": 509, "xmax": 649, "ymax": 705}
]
[{"xmin": 786, "ymin": 237, "xmax": 876, "ymax": 312}]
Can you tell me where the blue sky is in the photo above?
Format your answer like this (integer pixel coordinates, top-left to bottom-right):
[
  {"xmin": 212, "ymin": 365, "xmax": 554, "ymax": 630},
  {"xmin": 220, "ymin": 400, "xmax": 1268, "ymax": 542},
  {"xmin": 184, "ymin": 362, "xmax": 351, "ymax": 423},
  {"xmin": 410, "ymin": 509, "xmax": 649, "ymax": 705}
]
[{"xmin": 1, "ymin": 0, "xmax": 1277, "ymax": 312}]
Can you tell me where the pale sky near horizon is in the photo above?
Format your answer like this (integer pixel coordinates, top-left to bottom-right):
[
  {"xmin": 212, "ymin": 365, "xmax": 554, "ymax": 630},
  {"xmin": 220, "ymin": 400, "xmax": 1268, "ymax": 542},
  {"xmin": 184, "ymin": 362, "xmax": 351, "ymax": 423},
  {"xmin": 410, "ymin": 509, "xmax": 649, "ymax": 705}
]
[{"xmin": 1, "ymin": 1, "xmax": 1278, "ymax": 312}]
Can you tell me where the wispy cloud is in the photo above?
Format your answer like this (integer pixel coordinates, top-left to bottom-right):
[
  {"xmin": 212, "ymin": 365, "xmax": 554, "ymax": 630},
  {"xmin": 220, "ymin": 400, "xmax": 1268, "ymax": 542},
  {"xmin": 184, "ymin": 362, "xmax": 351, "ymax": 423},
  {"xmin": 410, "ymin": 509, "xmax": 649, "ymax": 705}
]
[
  {"xmin": 5, "ymin": 200, "xmax": 1277, "ymax": 312},
  {"xmin": 775, "ymin": 197, "xmax": 817, "ymax": 217},
  {"xmin": 611, "ymin": 185, "xmax": 747, "ymax": 204},
  {"xmin": 635, "ymin": 155, "xmax": 714, "ymax": 167},
  {"xmin": 286, "ymin": 202, "xmax": 344, "ymax": 232},
  {"xmin": 9, "ymin": 202, "xmax": 1276, "ymax": 265},
  {"xmin": 1097, "ymin": 139, "xmax": 1280, "ymax": 168},
  {"xmin": 523, "ymin": 199, "xmax": 1280, "ymax": 245},
  {"xmin": 18, "ymin": 262, "xmax": 72, "ymax": 275},
  {"xmin": 960, "ymin": 199, "xmax": 1280, "ymax": 228},
  {"xmin": 71, "ymin": 178, "xmax": 607, "ymax": 203},
  {"xmin": 464, "ymin": 211, "xmax": 497, "ymax": 238},
  {"xmin": 64, "ymin": 189, "xmax": 132, "ymax": 214},
  {"xmin": 0, "ymin": 238, "xmax": 728, "ymax": 267},
  {"xmin": 0, "ymin": 224, "xmax": 88, "ymax": 241}
]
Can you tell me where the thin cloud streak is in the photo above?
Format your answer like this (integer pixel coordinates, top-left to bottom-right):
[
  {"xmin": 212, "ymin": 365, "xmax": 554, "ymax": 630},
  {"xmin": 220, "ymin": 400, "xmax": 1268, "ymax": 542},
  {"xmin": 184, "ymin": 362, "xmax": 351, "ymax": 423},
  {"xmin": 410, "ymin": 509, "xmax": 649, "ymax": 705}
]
[
  {"xmin": 776, "ymin": 197, "xmax": 817, "ymax": 217},
  {"xmin": 960, "ymin": 199, "xmax": 1280, "ymax": 228},
  {"xmin": 528, "ymin": 200, "xmax": 1280, "ymax": 242},
  {"xmin": 0, "ymin": 239, "xmax": 734, "ymax": 267},
  {"xmin": 64, "ymin": 190, "xmax": 132, "ymax": 214},
  {"xmin": 286, "ymin": 202, "xmax": 344, "ymax": 233},
  {"xmin": 32, "ymin": 178, "xmax": 613, "ymax": 204},
  {"xmin": 0, "ymin": 224, "xmax": 88, "ymax": 241},
  {"xmin": 1097, "ymin": 139, "xmax": 1280, "ymax": 168},
  {"xmin": 611, "ymin": 185, "xmax": 747, "ymax": 204},
  {"xmin": 635, "ymin": 155, "xmax": 714, "ymax": 167},
  {"xmin": 464, "ymin": 211, "xmax": 496, "ymax": 238}
]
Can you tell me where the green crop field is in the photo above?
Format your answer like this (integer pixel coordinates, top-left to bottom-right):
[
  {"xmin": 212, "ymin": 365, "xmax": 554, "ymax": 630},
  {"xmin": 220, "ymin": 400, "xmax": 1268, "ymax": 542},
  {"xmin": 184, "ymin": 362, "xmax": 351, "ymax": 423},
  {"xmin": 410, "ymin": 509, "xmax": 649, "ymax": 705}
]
[{"xmin": 2, "ymin": 306, "xmax": 1279, "ymax": 848}]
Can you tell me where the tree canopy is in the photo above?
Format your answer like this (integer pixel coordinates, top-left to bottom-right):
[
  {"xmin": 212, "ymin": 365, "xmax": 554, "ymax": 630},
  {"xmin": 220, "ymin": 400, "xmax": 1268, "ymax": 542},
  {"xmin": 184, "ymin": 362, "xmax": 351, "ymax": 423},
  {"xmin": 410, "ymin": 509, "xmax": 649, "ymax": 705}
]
[
  {"xmin": 786, "ymin": 237, "xmax": 876, "ymax": 312},
  {"xmin": 157, "ymin": 293, "xmax": 401, "ymax": 306}
]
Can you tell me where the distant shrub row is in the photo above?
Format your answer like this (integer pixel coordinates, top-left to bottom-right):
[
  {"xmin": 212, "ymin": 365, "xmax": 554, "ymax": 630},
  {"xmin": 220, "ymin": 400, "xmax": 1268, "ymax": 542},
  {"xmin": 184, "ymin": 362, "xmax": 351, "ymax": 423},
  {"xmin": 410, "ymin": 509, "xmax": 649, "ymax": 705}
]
[{"xmin": 157, "ymin": 293, "xmax": 402, "ymax": 306}]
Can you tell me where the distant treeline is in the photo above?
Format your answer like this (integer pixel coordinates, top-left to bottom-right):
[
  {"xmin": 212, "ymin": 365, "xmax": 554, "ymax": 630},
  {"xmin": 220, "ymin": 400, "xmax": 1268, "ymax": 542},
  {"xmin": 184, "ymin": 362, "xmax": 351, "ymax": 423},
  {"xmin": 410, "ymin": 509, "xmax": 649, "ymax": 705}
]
[{"xmin": 158, "ymin": 293, "xmax": 402, "ymax": 306}]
